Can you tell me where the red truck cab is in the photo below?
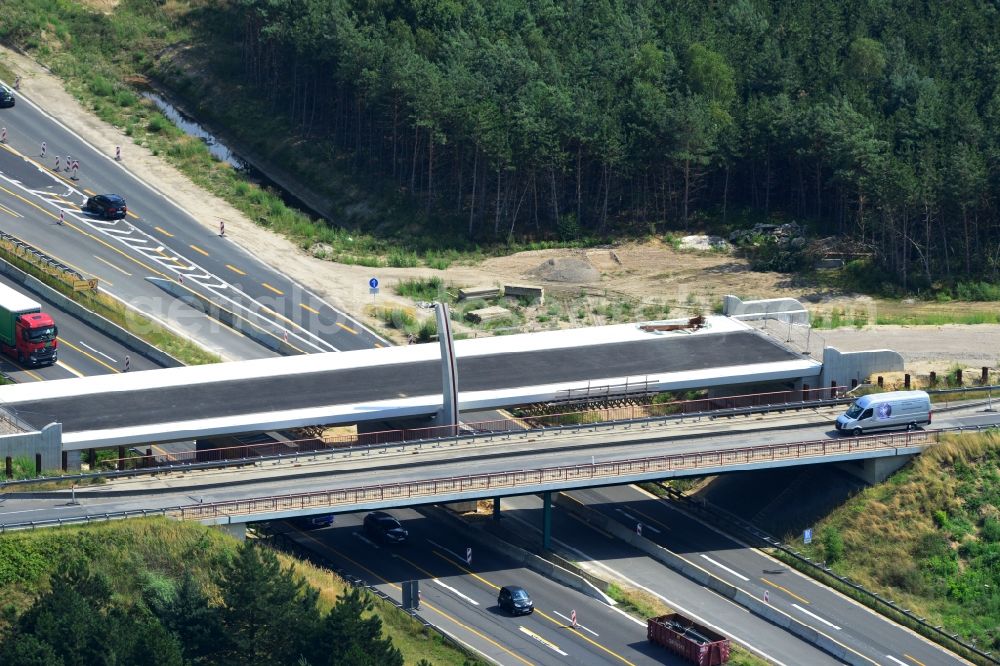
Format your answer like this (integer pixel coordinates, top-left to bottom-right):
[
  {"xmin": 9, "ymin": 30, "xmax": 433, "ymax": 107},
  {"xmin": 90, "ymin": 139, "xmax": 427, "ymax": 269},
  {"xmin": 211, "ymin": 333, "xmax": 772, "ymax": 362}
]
[{"xmin": 9, "ymin": 312, "xmax": 58, "ymax": 366}]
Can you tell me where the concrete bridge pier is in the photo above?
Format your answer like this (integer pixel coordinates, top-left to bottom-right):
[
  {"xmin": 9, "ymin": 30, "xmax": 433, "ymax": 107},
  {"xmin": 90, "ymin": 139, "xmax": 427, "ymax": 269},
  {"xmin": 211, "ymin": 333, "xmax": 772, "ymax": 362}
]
[
  {"xmin": 542, "ymin": 491, "xmax": 552, "ymax": 550},
  {"xmin": 216, "ymin": 523, "xmax": 246, "ymax": 541},
  {"xmin": 838, "ymin": 453, "xmax": 915, "ymax": 485}
]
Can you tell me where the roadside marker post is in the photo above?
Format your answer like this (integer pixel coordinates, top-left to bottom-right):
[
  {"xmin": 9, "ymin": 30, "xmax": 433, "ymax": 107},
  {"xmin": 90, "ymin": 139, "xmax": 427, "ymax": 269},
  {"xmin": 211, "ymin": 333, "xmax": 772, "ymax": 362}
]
[
  {"xmin": 465, "ymin": 547, "xmax": 472, "ymax": 565},
  {"xmin": 40, "ymin": 141, "xmax": 46, "ymax": 157},
  {"xmin": 13, "ymin": 76, "xmax": 20, "ymax": 91},
  {"xmin": 54, "ymin": 156, "xmax": 61, "ymax": 172},
  {"xmin": 0, "ymin": 127, "xmax": 6, "ymax": 143},
  {"xmin": 123, "ymin": 355, "xmax": 131, "ymax": 373},
  {"xmin": 70, "ymin": 161, "xmax": 79, "ymax": 181},
  {"xmin": 764, "ymin": 590, "xmax": 769, "ymax": 604},
  {"xmin": 570, "ymin": 609, "xmax": 578, "ymax": 628},
  {"xmin": 115, "ymin": 145, "xmax": 121, "ymax": 161},
  {"xmin": 58, "ymin": 210, "xmax": 64, "ymax": 225},
  {"xmin": 636, "ymin": 522, "xmax": 643, "ymax": 537},
  {"xmin": 65, "ymin": 155, "xmax": 72, "ymax": 172}
]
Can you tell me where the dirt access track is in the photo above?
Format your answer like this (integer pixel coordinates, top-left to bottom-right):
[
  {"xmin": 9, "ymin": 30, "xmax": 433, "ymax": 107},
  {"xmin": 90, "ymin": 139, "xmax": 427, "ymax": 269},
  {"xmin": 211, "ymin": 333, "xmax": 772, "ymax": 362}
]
[{"xmin": 3, "ymin": 47, "xmax": 1000, "ymax": 378}]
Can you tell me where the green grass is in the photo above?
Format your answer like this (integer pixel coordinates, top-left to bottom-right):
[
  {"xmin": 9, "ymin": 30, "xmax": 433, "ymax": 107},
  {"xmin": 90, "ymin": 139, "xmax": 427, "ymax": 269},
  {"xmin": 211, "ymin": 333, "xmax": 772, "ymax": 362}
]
[
  {"xmin": 0, "ymin": 520, "xmax": 480, "ymax": 666},
  {"xmin": 394, "ymin": 277, "xmax": 453, "ymax": 303},
  {"xmin": 789, "ymin": 432, "xmax": 1000, "ymax": 653},
  {"xmin": 811, "ymin": 306, "xmax": 1000, "ymax": 329}
]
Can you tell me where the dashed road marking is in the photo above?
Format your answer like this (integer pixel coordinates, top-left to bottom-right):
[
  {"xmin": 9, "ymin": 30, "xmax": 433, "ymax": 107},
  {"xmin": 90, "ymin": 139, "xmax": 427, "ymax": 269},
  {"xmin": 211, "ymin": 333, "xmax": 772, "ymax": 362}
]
[
  {"xmin": 792, "ymin": 603, "xmax": 841, "ymax": 630},
  {"xmin": 760, "ymin": 577, "xmax": 810, "ymax": 604},
  {"xmin": 700, "ymin": 554, "xmax": 749, "ymax": 581},
  {"xmin": 518, "ymin": 627, "xmax": 567, "ymax": 656},
  {"xmin": 189, "ymin": 244, "xmax": 209, "ymax": 256},
  {"xmin": 300, "ymin": 303, "xmax": 319, "ymax": 314},
  {"xmin": 94, "ymin": 255, "xmax": 132, "ymax": 276},
  {"xmin": 337, "ymin": 322, "xmax": 358, "ymax": 334},
  {"xmin": 226, "ymin": 264, "xmax": 246, "ymax": 275},
  {"xmin": 154, "ymin": 226, "xmax": 173, "ymax": 237},
  {"xmin": 262, "ymin": 282, "xmax": 284, "ymax": 295}
]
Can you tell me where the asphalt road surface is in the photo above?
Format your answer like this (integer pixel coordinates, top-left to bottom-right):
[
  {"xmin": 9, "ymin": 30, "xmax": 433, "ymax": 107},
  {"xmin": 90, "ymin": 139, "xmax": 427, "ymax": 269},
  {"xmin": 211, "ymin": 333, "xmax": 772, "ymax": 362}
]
[
  {"xmin": 0, "ymin": 272, "xmax": 160, "ymax": 381},
  {"xmin": 497, "ymin": 495, "xmax": 842, "ymax": 666},
  {"xmin": 273, "ymin": 508, "xmax": 683, "ymax": 666},
  {"xmin": 563, "ymin": 487, "xmax": 964, "ymax": 666},
  {"xmin": 0, "ymin": 89, "xmax": 385, "ymax": 359}
]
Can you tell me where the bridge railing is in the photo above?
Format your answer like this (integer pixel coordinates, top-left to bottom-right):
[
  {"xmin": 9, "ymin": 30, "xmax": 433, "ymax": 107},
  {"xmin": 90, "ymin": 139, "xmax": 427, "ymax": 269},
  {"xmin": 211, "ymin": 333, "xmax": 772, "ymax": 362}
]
[
  {"xmin": 170, "ymin": 428, "xmax": 940, "ymax": 522},
  {"xmin": 105, "ymin": 385, "xmax": 857, "ymax": 471}
]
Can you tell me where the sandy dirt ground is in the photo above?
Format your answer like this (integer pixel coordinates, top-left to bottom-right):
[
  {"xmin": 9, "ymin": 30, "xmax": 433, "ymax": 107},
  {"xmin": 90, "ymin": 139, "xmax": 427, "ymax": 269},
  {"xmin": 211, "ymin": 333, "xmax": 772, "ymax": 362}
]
[{"xmin": 3, "ymin": 47, "xmax": 999, "ymax": 377}]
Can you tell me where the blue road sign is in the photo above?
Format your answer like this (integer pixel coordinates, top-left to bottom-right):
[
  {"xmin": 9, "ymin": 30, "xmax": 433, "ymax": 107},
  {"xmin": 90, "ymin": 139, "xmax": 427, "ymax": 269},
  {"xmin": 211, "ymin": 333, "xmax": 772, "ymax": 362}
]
[{"xmin": 369, "ymin": 277, "xmax": 379, "ymax": 289}]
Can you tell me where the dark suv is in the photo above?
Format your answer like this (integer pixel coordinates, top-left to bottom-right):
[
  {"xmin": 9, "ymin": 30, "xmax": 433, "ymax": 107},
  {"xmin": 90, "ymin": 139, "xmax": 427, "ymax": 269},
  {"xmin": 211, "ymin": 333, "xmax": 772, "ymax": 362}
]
[
  {"xmin": 363, "ymin": 511, "xmax": 408, "ymax": 544},
  {"xmin": 84, "ymin": 194, "xmax": 127, "ymax": 219},
  {"xmin": 498, "ymin": 586, "xmax": 534, "ymax": 615},
  {"xmin": 0, "ymin": 86, "xmax": 13, "ymax": 108}
]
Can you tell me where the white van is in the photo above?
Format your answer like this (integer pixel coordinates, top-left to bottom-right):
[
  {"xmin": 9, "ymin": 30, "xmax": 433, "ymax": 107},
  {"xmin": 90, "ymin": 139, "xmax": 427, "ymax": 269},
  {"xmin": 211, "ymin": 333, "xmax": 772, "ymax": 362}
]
[{"xmin": 835, "ymin": 390, "xmax": 931, "ymax": 436}]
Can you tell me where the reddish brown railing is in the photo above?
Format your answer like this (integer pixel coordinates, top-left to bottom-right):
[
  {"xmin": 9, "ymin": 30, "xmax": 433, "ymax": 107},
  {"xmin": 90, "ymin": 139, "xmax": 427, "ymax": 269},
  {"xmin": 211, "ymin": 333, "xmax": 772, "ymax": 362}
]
[{"xmin": 173, "ymin": 428, "xmax": 933, "ymax": 522}]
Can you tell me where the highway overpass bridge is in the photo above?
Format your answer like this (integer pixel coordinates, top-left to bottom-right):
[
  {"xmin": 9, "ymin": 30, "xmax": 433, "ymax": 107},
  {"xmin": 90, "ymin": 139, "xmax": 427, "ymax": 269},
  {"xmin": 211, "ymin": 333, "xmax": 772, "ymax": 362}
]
[{"xmin": 0, "ymin": 310, "xmax": 902, "ymax": 469}]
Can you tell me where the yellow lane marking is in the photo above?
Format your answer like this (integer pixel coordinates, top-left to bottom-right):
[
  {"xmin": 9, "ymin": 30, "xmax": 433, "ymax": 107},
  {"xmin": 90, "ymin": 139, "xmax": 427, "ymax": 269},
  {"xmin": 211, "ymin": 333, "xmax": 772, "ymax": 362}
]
[
  {"xmin": 21, "ymin": 367, "xmax": 45, "ymax": 381},
  {"xmin": 429, "ymin": 550, "xmax": 636, "ymax": 666},
  {"xmin": 259, "ymin": 305, "xmax": 295, "ymax": 326},
  {"xmin": 154, "ymin": 226, "xmax": 174, "ymax": 237},
  {"xmin": 94, "ymin": 255, "xmax": 131, "ymax": 276},
  {"xmin": 374, "ymin": 342, "xmax": 383, "ymax": 348},
  {"xmin": 83, "ymin": 188, "xmax": 96, "ymax": 195},
  {"xmin": 626, "ymin": 505, "xmax": 671, "ymax": 533},
  {"xmin": 126, "ymin": 211, "xmax": 139, "ymax": 219},
  {"xmin": 337, "ymin": 322, "xmax": 358, "ymax": 334},
  {"xmin": 55, "ymin": 360, "xmax": 84, "ymax": 378},
  {"xmin": 760, "ymin": 577, "xmax": 810, "ymax": 605},
  {"xmin": 905, "ymin": 655, "xmax": 927, "ymax": 666},
  {"xmin": 262, "ymin": 282, "xmax": 283, "ymax": 295},
  {"xmin": 295, "ymin": 534, "xmax": 534, "ymax": 666},
  {"xmin": 226, "ymin": 264, "xmax": 246, "ymax": 275},
  {"xmin": 58, "ymin": 340, "xmax": 120, "ymax": 374},
  {"xmin": 0, "ymin": 202, "xmax": 21, "ymax": 217},
  {"xmin": 189, "ymin": 244, "xmax": 209, "ymax": 256},
  {"xmin": 300, "ymin": 302, "xmax": 319, "ymax": 315}
]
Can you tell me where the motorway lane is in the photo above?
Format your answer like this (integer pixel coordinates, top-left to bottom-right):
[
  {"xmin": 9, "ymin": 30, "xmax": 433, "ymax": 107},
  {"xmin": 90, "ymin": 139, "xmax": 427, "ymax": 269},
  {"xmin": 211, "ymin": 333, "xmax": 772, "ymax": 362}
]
[
  {"xmin": 0, "ymin": 273, "xmax": 160, "ymax": 382},
  {"xmin": 570, "ymin": 485, "xmax": 965, "ymax": 666},
  {"xmin": 498, "ymin": 495, "xmax": 843, "ymax": 666},
  {"xmin": 0, "ymin": 149, "xmax": 275, "ymax": 360},
  {"xmin": 0, "ymin": 84, "xmax": 386, "ymax": 353},
  {"xmin": 276, "ymin": 509, "xmax": 671, "ymax": 666}
]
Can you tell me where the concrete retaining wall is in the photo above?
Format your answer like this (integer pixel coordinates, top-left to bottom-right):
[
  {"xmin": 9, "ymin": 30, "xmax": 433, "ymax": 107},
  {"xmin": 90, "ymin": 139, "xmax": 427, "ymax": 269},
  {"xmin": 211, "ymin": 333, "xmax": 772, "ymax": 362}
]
[
  {"xmin": 820, "ymin": 347, "xmax": 904, "ymax": 391},
  {"xmin": 723, "ymin": 295, "xmax": 810, "ymax": 324},
  {"xmin": 503, "ymin": 284, "xmax": 545, "ymax": 304},
  {"xmin": 0, "ymin": 260, "xmax": 183, "ymax": 368},
  {"xmin": 551, "ymin": 493, "xmax": 867, "ymax": 665},
  {"xmin": 0, "ymin": 423, "xmax": 64, "ymax": 472}
]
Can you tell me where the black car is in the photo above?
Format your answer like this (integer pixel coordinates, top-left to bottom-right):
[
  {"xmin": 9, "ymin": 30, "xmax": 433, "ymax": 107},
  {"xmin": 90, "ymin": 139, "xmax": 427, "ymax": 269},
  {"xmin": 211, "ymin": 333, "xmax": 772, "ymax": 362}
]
[
  {"xmin": 363, "ymin": 511, "xmax": 408, "ymax": 544},
  {"xmin": 287, "ymin": 513, "xmax": 334, "ymax": 530},
  {"xmin": 498, "ymin": 586, "xmax": 534, "ymax": 615},
  {"xmin": 84, "ymin": 194, "xmax": 127, "ymax": 219},
  {"xmin": 0, "ymin": 86, "xmax": 13, "ymax": 108}
]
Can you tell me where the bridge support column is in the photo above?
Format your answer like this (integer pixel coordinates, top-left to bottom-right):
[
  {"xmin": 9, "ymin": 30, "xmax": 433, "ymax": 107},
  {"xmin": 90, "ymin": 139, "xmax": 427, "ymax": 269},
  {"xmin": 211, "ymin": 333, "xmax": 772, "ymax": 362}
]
[
  {"xmin": 435, "ymin": 303, "xmax": 459, "ymax": 435},
  {"xmin": 117, "ymin": 446, "xmax": 126, "ymax": 471},
  {"xmin": 87, "ymin": 448, "xmax": 96, "ymax": 469},
  {"xmin": 216, "ymin": 522, "xmax": 246, "ymax": 541},
  {"xmin": 838, "ymin": 454, "xmax": 915, "ymax": 485},
  {"xmin": 542, "ymin": 491, "xmax": 552, "ymax": 550},
  {"xmin": 492, "ymin": 497, "xmax": 501, "ymax": 521}
]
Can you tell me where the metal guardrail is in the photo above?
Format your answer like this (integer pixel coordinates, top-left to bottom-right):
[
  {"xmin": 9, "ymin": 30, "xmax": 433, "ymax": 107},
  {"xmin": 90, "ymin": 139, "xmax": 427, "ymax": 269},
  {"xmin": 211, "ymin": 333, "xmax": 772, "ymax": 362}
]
[
  {"xmin": 0, "ymin": 229, "xmax": 85, "ymax": 285},
  {"xmin": 169, "ymin": 428, "xmax": 954, "ymax": 522},
  {"xmin": 658, "ymin": 485, "xmax": 1000, "ymax": 665}
]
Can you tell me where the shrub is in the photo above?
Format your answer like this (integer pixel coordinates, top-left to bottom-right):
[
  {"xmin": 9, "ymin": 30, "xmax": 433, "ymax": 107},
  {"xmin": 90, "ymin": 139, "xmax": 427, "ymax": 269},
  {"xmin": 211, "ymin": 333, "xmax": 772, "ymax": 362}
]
[{"xmin": 822, "ymin": 526, "xmax": 845, "ymax": 564}]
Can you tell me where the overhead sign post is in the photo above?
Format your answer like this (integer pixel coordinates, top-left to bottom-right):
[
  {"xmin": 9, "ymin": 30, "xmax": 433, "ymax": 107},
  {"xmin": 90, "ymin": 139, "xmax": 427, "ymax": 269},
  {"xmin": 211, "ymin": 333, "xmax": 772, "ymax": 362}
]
[{"xmin": 369, "ymin": 277, "xmax": 379, "ymax": 304}]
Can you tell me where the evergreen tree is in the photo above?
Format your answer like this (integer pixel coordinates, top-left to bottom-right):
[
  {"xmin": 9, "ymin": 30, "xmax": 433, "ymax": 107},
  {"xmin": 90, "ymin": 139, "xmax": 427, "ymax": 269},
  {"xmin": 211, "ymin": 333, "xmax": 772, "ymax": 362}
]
[{"xmin": 312, "ymin": 588, "xmax": 403, "ymax": 666}]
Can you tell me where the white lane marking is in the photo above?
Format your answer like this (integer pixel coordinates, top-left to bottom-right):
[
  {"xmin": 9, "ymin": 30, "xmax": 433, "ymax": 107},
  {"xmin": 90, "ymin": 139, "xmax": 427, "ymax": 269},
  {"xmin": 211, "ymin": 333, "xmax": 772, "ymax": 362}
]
[
  {"xmin": 56, "ymin": 361, "xmax": 84, "ymax": 378},
  {"xmin": 793, "ymin": 603, "xmax": 842, "ymax": 630},
  {"xmin": 426, "ymin": 538, "xmax": 468, "ymax": 564},
  {"xmin": 353, "ymin": 531, "xmax": 379, "ymax": 548},
  {"xmin": 615, "ymin": 508, "xmax": 661, "ymax": 532},
  {"xmin": 886, "ymin": 656, "xmax": 908, "ymax": 666},
  {"xmin": 78, "ymin": 341, "xmax": 116, "ymax": 362},
  {"xmin": 555, "ymin": 540, "xmax": 789, "ymax": 666},
  {"xmin": 700, "ymin": 554, "xmax": 750, "ymax": 581},
  {"xmin": 518, "ymin": 626, "xmax": 567, "ymax": 656},
  {"xmin": 552, "ymin": 610, "xmax": 599, "ymax": 636},
  {"xmin": 432, "ymin": 578, "xmax": 480, "ymax": 605}
]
